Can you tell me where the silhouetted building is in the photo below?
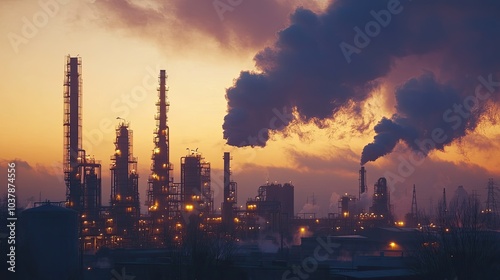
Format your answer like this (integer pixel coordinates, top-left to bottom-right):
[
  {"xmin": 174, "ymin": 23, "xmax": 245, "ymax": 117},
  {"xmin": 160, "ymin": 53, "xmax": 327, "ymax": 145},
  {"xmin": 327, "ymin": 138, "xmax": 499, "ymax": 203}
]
[
  {"xmin": 264, "ymin": 183, "xmax": 294, "ymax": 222},
  {"xmin": 63, "ymin": 56, "xmax": 102, "ymax": 250},
  {"xmin": 109, "ymin": 121, "xmax": 140, "ymax": 247},
  {"xmin": 222, "ymin": 152, "xmax": 237, "ymax": 231},
  {"xmin": 370, "ymin": 177, "xmax": 391, "ymax": 222},
  {"xmin": 146, "ymin": 70, "xmax": 179, "ymax": 247},
  {"xmin": 181, "ymin": 152, "xmax": 213, "ymax": 213}
]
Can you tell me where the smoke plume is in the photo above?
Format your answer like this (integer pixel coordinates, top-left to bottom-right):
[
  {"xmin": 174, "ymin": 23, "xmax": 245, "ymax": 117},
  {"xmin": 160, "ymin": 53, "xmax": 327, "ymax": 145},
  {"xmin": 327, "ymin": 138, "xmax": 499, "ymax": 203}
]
[
  {"xmin": 360, "ymin": 73, "xmax": 482, "ymax": 164},
  {"xmin": 223, "ymin": 0, "xmax": 500, "ymax": 155}
]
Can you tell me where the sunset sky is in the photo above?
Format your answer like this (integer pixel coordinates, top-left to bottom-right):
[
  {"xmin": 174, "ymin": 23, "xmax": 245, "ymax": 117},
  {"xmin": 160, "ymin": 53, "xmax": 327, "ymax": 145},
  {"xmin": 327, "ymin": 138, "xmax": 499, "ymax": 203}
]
[{"xmin": 1, "ymin": 0, "xmax": 499, "ymax": 218}]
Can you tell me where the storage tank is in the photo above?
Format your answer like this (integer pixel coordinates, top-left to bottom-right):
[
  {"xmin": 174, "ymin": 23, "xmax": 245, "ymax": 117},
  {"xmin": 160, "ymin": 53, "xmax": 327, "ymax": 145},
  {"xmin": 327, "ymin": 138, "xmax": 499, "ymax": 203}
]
[{"xmin": 19, "ymin": 203, "xmax": 79, "ymax": 280}]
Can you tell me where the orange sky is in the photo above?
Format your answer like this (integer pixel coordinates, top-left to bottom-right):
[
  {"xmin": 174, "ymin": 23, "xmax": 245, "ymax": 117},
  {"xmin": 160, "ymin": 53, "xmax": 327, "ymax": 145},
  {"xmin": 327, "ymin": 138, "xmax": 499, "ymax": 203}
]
[{"xmin": 1, "ymin": 0, "xmax": 499, "ymax": 217}]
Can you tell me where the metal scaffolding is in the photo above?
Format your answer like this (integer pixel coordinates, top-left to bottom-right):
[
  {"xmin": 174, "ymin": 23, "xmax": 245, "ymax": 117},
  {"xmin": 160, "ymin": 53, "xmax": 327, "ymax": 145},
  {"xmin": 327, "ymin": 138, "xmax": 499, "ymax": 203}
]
[
  {"xmin": 146, "ymin": 70, "xmax": 182, "ymax": 247},
  {"xmin": 63, "ymin": 55, "xmax": 103, "ymax": 252}
]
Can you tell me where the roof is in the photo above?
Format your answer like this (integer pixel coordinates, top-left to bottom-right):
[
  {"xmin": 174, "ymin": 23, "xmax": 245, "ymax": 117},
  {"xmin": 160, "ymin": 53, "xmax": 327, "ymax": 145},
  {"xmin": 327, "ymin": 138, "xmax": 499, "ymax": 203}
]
[
  {"xmin": 333, "ymin": 269, "xmax": 416, "ymax": 279},
  {"xmin": 331, "ymin": 235, "xmax": 368, "ymax": 239}
]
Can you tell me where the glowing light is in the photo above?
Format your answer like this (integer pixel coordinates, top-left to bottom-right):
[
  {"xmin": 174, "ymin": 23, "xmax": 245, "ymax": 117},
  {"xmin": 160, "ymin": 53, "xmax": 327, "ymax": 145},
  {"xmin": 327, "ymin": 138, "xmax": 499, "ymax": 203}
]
[
  {"xmin": 300, "ymin": 227, "xmax": 306, "ymax": 233},
  {"xmin": 247, "ymin": 204, "xmax": 257, "ymax": 210},
  {"xmin": 390, "ymin": 242, "xmax": 396, "ymax": 248},
  {"xmin": 185, "ymin": 204, "xmax": 194, "ymax": 211}
]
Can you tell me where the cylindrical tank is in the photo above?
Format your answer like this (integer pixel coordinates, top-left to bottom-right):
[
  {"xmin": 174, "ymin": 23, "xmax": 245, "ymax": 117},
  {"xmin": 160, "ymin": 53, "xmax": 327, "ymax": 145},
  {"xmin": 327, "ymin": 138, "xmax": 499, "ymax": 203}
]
[{"xmin": 19, "ymin": 203, "xmax": 79, "ymax": 280}]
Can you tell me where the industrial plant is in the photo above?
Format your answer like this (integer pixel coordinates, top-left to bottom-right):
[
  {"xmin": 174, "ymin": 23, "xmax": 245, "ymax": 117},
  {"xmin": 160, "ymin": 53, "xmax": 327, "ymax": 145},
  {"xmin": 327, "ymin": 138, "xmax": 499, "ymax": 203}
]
[
  {"xmin": 6, "ymin": 56, "xmax": 499, "ymax": 280},
  {"xmin": 60, "ymin": 55, "xmax": 409, "ymax": 251}
]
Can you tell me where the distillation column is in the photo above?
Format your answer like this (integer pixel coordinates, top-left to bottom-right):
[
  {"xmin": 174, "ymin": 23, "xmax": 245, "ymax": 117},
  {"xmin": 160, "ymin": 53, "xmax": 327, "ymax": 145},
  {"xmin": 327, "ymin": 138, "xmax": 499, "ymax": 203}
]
[
  {"xmin": 147, "ymin": 70, "xmax": 176, "ymax": 246},
  {"xmin": 110, "ymin": 121, "xmax": 140, "ymax": 247},
  {"xmin": 64, "ymin": 56, "xmax": 83, "ymax": 211},
  {"xmin": 63, "ymin": 56, "xmax": 102, "ymax": 251}
]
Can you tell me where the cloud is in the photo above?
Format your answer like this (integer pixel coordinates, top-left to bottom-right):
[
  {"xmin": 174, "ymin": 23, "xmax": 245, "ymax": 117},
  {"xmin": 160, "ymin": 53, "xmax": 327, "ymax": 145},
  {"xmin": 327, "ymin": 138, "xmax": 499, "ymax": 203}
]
[
  {"xmin": 0, "ymin": 159, "xmax": 66, "ymax": 207},
  {"xmin": 89, "ymin": 0, "xmax": 319, "ymax": 51}
]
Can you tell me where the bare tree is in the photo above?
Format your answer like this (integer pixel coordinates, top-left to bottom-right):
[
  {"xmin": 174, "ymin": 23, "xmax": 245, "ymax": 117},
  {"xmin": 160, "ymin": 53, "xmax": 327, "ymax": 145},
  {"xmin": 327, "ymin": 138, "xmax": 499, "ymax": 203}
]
[
  {"xmin": 409, "ymin": 195, "xmax": 500, "ymax": 279},
  {"xmin": 182, "ymin": 214, "xmax": 243, "ymax": 280}
]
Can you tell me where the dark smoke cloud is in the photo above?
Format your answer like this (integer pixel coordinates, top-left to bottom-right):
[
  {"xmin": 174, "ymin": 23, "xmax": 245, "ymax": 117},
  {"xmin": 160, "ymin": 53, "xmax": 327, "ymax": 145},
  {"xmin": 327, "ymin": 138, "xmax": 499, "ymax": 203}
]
[
  {"xmin": 360, "ymin": 73, "xmax": 479, "ymax": 164},
  {"xmin": 223, "ymin": 0, "xmax": 500, "ymax": 151}
]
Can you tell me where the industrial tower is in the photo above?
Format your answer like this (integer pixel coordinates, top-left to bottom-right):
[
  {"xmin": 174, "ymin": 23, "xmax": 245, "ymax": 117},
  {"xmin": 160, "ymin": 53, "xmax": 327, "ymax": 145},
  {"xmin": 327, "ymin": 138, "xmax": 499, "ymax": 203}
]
[
  {"xmin": 110, "ymin": 121, "xmax": 140, "ymax": 246},
  {"xmin": 222, "ymin": 152, "xmax": 237, "ymax": 231},
  {"xmin": 411, "ymin": 185, "xmax": 418, "ymax": 220},
  {"xmin": 369, "ymin": 177, "xmax": 391, "ymax": 222},
  {"xmin": 181, "ymin": 151, "xmax": 213, "ymax": 214},
  {"xmin": 438, "ymin": 188, "xmax": 448, "ymax": 224},
  {"xmin": 405, "ymin": 184, "xmax": 419, "ymax": 227},
  {"xmin": 147, "ymin": 70, "xmax": 181, "ymax": 246},
  {"xmin": 485, "ymin": 178, "xmax": 498, "ymax": 228},
  {"xmin": 63, "ymin": 56, "xmax": 102, "ymax": 247},
  {"xmin": 359, "ymin": 166, "xmax": 367, "ymax": 199}
]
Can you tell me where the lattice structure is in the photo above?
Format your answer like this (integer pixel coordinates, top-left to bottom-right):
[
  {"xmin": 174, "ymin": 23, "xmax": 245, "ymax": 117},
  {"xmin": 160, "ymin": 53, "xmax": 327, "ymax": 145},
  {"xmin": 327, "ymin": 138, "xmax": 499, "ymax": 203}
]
[
  {"xmin": 411, "ymin": 184, "xmax": 418, "ymax": 221},
  {"xmin": 147, "ymin": 70, "xmax": 180, "ymax": 247},
  {"xmin": 63, "ymin": 56, "xmax": 102, "ymax": 252}
]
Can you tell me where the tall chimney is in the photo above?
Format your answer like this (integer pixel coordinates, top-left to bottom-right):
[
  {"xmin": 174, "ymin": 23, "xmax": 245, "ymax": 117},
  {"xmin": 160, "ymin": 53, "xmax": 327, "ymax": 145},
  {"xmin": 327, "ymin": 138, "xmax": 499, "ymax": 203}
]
[
  {"xmin": 359, "ymin": 166, "xmax": 367, "ymax": 199},
  {"xmin": 222, "ymin": 152, "xmax": 233, "ymax": 230}
]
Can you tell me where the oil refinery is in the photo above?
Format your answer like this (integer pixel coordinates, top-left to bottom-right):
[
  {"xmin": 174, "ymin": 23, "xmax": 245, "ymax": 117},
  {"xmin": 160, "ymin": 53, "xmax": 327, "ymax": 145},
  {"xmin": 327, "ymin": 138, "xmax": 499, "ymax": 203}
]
[
  {"xmin": 61, "ymin": 56, "xmax": 415, "ymax": 253},
  {"xmin": 6, "ymin": 56, "xmax": 499, "ymax": 280}
]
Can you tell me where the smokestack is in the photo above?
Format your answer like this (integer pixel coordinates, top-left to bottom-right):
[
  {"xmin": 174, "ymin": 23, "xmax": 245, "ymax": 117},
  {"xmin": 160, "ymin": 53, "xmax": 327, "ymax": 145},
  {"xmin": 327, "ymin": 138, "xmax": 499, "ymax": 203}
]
[
  {"xmin": 223, "ymin": 152, "xmax": 230, "ymax": 204},
  {"xmin": 443, "ymin": 188, "xmax": 447, "ymax": 213},
  {"xmin": 359, "ymin": 166, "xmax": 367, "ymax": 198},
  {"xmin": 222, "ymin": 152, "xmax": 233, "ymax": 230}
]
